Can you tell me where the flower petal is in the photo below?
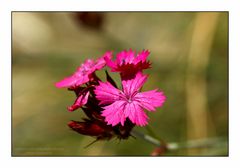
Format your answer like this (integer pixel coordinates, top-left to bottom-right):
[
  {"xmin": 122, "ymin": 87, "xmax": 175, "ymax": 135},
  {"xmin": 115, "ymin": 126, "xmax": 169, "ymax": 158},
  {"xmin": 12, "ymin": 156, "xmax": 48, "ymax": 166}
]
[
  {"xmin": 116, "ymin": 50, "xmax": 127, "ymax": 65},
  {"xmin": 94, "ymin": 81, "xmax": 121, "ymax": 105},
  {"xmin": 134, "ymin": 89, "xmax": 166, "ymax": 111},
  {"xmin": 95, "ymin": 51, "xmax": 111, "ymax": 70},
  {"xmin": 55, "ymin": 72, "xmax": 90, "ymax": 88},
  {"xmin": 122, "ymin": 72, "xmax": 148, "ymax": 96},
  {"xmin": 56, "ymin": 55, "xmax": 107, "ymax": 89},
  {"xmin": 124, "ymin": 49, "xmax": 135, "ymax": 64},
  {"xmin": 104, "ymin": 49, "xmax": 151, "ymax": 75},
  {"xmin": 104, "ymin": 51, "xmax": 117, "ymax": 70},
  {"xmin": 135, "ymin": 49, "xmax": 150, "ymax": 63},
  {"xmin": 101, "ymin": 100, "xmax": 127, "ymax": 126},
  {"xmin": 55, "ymin": 75, "xmax": 78, "ymax": 88},
  {"xmin": 75, "ymin": 75, "xmax": 91, "ymax": 86},
  {"xmin": 68, "ymin": 91, "xmax": 90, "ymax": 111},
  {"xmin": 124, "ymin": 102, "xmax": 148, "ymax": 126}
]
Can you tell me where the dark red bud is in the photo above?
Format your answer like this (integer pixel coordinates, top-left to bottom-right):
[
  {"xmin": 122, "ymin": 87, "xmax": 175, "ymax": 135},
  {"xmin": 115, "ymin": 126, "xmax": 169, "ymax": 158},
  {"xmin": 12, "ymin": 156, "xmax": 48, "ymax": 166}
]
[
  {"xmin": 68, "ymin": 120, "xmax": 106, "ymax": 136},
  {"xmin": 81, "ymin": 107, "xmax": 104, "ymax": 120}
]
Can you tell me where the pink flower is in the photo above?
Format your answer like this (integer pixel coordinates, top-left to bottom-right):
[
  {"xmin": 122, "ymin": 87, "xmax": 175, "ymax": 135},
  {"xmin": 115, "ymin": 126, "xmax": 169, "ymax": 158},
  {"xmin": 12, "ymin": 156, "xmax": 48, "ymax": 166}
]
[
  {"xmin": 104, "ymin": 49, "xmax": 151, "ymax": 79},
  {"xmin": 55, "ymin": 52, "xmax": 112, "ymax": 88},
  {"xmin": 94, "ymin": 72, "xmax": 166, "ymax": 126},
  {"xmin": 68, "ymin": 91, "xmax": 90, "ymax": 111},
  {"xmin": 55, "ymin": 52, "xmax": 112, "ymax": 112}
]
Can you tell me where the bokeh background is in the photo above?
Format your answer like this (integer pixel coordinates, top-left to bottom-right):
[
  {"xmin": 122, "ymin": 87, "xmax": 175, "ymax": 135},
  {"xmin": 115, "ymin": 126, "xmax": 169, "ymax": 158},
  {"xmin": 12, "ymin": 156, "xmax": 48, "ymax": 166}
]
[{"xmin": 12, "ymin": 12, "xmax": 228, "ymax": 156}]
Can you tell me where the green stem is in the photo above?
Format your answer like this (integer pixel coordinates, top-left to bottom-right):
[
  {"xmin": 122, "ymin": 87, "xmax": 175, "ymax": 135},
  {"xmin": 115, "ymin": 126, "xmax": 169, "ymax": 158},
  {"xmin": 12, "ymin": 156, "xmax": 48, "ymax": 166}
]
[
  {"xmin": 132, "ymin": 129, "xmax": 227, "ymax": 151},
  {"xmin": 131, "ymin": 129, "xmax": 162, "ymax": 147},
  {"xmin": 145, "ymin": 125, "xmax": 160, "ymax": 139}
]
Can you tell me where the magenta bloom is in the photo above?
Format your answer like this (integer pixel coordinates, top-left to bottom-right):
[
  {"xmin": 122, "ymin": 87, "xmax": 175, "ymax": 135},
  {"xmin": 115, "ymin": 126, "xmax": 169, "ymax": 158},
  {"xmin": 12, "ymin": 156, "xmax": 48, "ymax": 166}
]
[
  {"xmin": 55, "ymin": 52, "xmax": 111, "ymax": 112},
  {"xmin": 55, "ymin": 52, "xmax": 111, "ymax": 88},
  {"xmin": 94, "ymin": 72, "xmax": 166, "ymax": 126},
  {"xmin": 68, "ymin": 91, "xmax": 90, "ymax": 111},
  {"xmin": 57, "ymin": 49, "xmax": 167, "ymax": 142},
  {"xmin": 104, "ymin": 49, "xmax": 151, "ymax": 79}
]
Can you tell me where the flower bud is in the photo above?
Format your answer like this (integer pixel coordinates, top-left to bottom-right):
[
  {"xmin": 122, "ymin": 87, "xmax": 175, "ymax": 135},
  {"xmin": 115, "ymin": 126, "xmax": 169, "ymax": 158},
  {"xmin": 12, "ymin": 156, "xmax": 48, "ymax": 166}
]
[{"xmin": 68, "ymin": 120, "xmax": 105, "ymax": 136}]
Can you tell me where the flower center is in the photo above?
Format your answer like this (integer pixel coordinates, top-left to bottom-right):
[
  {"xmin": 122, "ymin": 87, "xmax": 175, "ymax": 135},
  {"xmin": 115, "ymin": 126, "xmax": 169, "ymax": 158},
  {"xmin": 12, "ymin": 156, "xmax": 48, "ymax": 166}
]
[
  {"xmin": 119, "ymin": 90, "xmax": 138, "ymax": 103},
  {"xmin": 126, "ymin": 96, "xmax": 132, "ymax": 103}
]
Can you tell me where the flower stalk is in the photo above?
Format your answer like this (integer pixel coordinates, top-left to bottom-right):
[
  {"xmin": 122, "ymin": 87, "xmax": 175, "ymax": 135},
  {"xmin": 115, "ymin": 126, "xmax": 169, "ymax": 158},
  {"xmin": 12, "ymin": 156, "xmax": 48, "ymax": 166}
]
[{"xmin": 132, "ymin": 129, "xmax": 227, "ymax": 155}]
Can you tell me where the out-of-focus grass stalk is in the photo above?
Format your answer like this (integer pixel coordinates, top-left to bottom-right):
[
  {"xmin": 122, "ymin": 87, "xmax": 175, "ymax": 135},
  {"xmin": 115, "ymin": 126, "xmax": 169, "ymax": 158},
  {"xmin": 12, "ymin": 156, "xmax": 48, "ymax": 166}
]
[
  {"xmin": 186, "ymin": 13, "xmax": 220, "ymax": 154},
  {"xmin": 132, "ymin": 129, "xmax": 227, "ymax": 155}
]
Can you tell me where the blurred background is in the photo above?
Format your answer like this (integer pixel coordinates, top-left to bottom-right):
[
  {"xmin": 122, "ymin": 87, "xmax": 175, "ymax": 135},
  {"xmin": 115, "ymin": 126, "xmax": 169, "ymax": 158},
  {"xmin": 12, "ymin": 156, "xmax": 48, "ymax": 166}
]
[{"xmin": 12, "ymin": 12, "xmax": 228, "ymax": 156}]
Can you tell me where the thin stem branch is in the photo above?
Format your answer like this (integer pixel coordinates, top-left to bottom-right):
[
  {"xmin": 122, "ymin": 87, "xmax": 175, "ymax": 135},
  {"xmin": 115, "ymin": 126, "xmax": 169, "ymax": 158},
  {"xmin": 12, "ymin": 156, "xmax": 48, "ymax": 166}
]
[
  {"xmin": 132, "ymin": 129, "xmax": 227, "ymax": 152},
  {"xmin": 132, "ymin": 129, "xmax": 163, "ymax": 147}
]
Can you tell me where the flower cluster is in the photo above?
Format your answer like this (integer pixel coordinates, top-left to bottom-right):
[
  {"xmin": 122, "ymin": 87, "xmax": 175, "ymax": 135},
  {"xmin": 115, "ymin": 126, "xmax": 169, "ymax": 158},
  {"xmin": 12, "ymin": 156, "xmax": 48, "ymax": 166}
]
[{"xmin": 55, "ymin": 49, "xmax": 166, "ymax": 142}]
